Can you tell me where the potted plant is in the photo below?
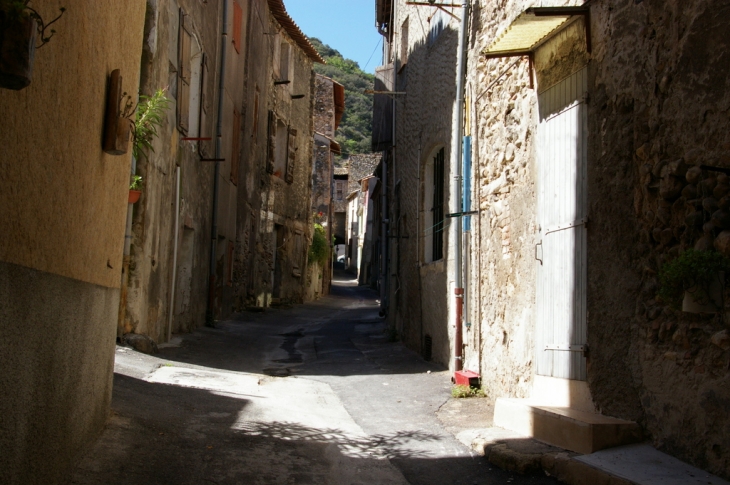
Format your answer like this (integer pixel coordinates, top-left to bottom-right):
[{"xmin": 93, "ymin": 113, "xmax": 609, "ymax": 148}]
[
  {"xmin": 122, "ymin": 88, "xmax": 171, "ymax": 161},
  {"xmin": 129, "ymin": 174, "xmax": 142, "ymax": 204},
  {"xmin": 658, "ymin": 249, "xmax": 730, "ymax": 313},
  {"xmin": 0, "ymin": 0, "xmax": 65, "ymax": 90}
]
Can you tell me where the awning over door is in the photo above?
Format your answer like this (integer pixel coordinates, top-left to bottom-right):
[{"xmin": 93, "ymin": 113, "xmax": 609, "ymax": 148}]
[{"xmin": 482, "ymin": 6, "xmax": 590, "ymax": 58}]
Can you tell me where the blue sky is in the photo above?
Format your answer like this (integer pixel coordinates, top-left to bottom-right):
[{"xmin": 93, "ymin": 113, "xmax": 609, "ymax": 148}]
[{"xmin": 283, "ymin": 0, "xmax": 383, "ymax": 73}]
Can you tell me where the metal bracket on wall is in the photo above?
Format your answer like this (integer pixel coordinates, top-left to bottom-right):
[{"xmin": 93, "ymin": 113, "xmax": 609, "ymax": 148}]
[{"xmin": 544, "ymin": 216, "xmax": 589, "ymax": 235}]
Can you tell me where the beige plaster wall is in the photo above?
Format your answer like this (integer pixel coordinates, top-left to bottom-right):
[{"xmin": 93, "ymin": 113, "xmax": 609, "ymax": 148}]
[
  {"xmin": 0, "ymin": 0, "xmax": 146, "ymax": 289},
  {"xmin": 0, "ymin": 1, "xmax": 146, "ymax": 483}
]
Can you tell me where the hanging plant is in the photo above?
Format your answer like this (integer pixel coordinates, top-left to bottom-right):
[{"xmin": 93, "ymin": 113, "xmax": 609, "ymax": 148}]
[
  {"xmin": 308, "ymin": 223, "xmax": 328, "ymax": 266},
  {"xmin": 121, "ymin": 88, "xmax": 171, "ymax": 161},
  {"xmin": 658, "ymin": 249, "xmax": 730, "ymax": 312},
  {"xmin": 0, "ymin": 1, "xmax": 66, "ymax": 90}
]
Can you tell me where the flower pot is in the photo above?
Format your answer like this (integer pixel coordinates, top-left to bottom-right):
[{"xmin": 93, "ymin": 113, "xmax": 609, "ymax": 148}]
[
  {"xmin": 682, "ymin": 271, "xmax": 724, "ymax": 313},
  {"xmin": 0, "ymin": 12, "xmax": 37, "ymax": 90},
  {"xmin": 128, "ymin": 189, "xmax": 141, "ymax": 204}
]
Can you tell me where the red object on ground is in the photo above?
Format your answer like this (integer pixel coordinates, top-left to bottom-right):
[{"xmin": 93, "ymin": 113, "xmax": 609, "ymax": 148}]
[{"xmin": 454, "ymin": 370, "xmax": 480, "ymax": 387}]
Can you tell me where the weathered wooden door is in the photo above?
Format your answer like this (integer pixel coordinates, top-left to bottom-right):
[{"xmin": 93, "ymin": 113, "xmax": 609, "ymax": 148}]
[{"xmin": 535, "ymin": 67, "xmax": 588, "ymax": 380}]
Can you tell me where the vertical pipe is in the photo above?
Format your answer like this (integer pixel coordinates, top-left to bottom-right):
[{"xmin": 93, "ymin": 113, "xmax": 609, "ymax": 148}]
[
  {"xmin": 168, "ymin": 166, "xmax": 181, "ymax": 341},
  {"xmin": 451, "ymin": 0, "xmax": 469, "ymax": 373},
  {"xmin": 207, "ymin": 0, "xmax": 228, "ymax": 326}
]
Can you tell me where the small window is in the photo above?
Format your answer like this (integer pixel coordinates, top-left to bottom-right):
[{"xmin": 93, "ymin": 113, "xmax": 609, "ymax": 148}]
[
  {"xmin": 274, "ymin": 119, "xmax": 287, "ymax": 178},
  {"xmin": 279, "ymin": 41, "xmax": 291, "ymax": 84},
  {"xmin": 399, "ymin": 17, "xmax": 409, "ymax": 71},
  {"xmin": 251, "ymin": 87, "xmax": 259, "ymax": 139},
  {"xmin": 232, "ymin": 1, "xmax": 243, "ymax": 54},
  {"xmin": 177, "ymin": 10, "xmax": 192, "ymax": 134},
  {"xmin": 230, "ymin": 108, "xmax": 241, "ymax": 185},
  {"xmin": 226, "ymin": 241, "xmax": 235, "ymax": 286},
  {"xmin": 424, "ymin": 147, "xmax": 445, "ymax": 262}
]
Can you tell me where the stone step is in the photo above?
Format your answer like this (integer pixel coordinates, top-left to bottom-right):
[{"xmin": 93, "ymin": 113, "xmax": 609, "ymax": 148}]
[{"xmin": 493, "ymin": 398, "xmax": 642, "ymax": 454}]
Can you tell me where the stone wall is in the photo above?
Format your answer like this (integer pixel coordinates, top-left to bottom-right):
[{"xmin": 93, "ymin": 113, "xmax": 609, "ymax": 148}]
[
  {"xmin": 382, "ymin": 0, "xmax": 459, "ymax": 367},
  {"xmin": 125, "ymin": 0, "xmax": 218, "ymax": 341},
  {"xmin": 467, "ymin": 0, "xmax": 730, "ymax": 477},
  {"xmin": 586, "ymin": 0, "xmax": 730, "ymax": 476},
  {"xmin": 233, "ymin": 2, "xmax": 317, "ymax": 307}
]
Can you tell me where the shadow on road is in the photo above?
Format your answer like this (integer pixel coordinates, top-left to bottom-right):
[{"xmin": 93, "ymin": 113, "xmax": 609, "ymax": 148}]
[{"xmin": 148, "ymin": 267, "xmax": 441, "ymax": 378}]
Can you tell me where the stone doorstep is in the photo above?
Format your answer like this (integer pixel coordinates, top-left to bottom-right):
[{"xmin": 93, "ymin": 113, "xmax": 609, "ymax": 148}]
[
  {"xmin": 469, "ymin": 431, "xmax": 729, "ymax": 485},
  {"xmin": 493, "ymin": 398, "xmax": 643, "ymax": 455}
]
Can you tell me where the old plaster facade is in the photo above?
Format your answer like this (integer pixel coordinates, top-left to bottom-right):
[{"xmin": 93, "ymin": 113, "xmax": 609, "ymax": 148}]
[
  {"xmin": 232, "ymin": 0, "xmax": 323, "ymax": 308},
  {"xmin": 376, "ymin": 0, "xmax": 730, "ymax": 478},
  {"xmin": 0, "ymin": 1, "xmax": 147, "ymax": 483}
]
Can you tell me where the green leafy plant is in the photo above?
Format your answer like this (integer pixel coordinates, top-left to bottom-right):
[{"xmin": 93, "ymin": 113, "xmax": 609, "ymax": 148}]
[
  {"xmin": 451, "ymin": 385, "xmax": 486, "ymax": 398},
  {"xmin": 1, "ymin": 0, "xmax": 66, "ymax": 48},
  {"xmin": 121, "ymin": 88, "xmax": 171, "ymax": 161},
  {"xmin": 658, "ymin": 249, "xmax": 730, "ymax": 309},
  {"xmin": 129, "ymin": 175, "xmax": 142, "ymax": 190},
  {"xmin": 308, "ymin": 223, "xmax": 328, "ymax": 265}
]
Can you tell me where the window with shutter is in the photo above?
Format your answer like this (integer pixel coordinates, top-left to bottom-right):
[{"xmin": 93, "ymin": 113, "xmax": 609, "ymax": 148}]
[
  {"xmin": 432, "ymin": 147, "xmax": 445, "ymax": 260},
  {"xmin": 285, "ymin": 127, "xmax": 297, "ymax": 184},
  {"xmin": 178, "ymin": 10, "xmax": 192, "ymax": 134},
  {"xmin": 230, "ymin": 108, "xmax": 240, "ymax": 185},
  {"xmin": 266, "ymin": 110, "xmax": 276, "ymax": 174},
  {"xmin": 232, "ymin": 1, "xmax": 242, "ymax": 54}
]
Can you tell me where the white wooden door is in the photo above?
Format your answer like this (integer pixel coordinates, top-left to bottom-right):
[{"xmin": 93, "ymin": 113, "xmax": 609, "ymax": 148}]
[{"xmin": 535, "ymin": 68, "xmax": 588, "ymax": 380}]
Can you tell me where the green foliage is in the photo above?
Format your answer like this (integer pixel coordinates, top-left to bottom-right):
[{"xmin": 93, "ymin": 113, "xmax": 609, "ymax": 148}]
[
  {"xmin": 451, "ymin": 385, "xmax": 486, "ymax": 398},
  {"xmin": 308, "ymin": 37, "xmax": 375, "ymax": 156},
  {"xmin": 658, "ymin": 249, "xmax": 730, "ymax": 308},
  {"xmin": 123, "ymin": 89, "xmax": 171, "ymax": 161},
  {"xmin": 129, "ymin": 175, "xmax": 142, "ymax": 190},
  {"xmin": 308, "ymin": 224, "xmax": 329, "ymax": 266},
  {"xmin": 1, "ymin": 0, "xmax": 66, "ymax": 47}
]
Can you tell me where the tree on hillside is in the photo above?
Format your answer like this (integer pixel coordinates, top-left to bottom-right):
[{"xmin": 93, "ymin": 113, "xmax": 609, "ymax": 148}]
[{"xmin": 309, "ymin": 37, "xmax": 374, "ymax": 156}]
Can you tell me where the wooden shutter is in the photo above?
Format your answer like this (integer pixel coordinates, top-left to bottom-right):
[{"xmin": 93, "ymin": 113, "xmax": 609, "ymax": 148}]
[
  {"xmin": 266, "ymin": 110, "xmax": 276, "ymax": 174},
  {"xmin": 177, "ymin": 10, "xmax": 192, "ymax": 134},
  {"xmin": 230, "ymin": 108, "xmax": 240, "ymax": 185},
  {"xmin": 232, "ymin": 1, "xmax": 242, "ymax": 54},
  {"xmin": 285, "ymin": 127, "xmax": 297, "ymax": 184}
]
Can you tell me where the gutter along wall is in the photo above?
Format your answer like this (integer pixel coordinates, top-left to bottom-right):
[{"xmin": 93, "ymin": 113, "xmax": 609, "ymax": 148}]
[{"xmin": 0, "ymin": 1, "xmax": 147, "ymax": 483}]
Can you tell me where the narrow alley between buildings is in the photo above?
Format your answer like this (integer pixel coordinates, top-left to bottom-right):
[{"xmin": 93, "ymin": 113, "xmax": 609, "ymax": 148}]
[{"xmin": 72, "ymin": 270, "xmax": 558, "ymax": 485}]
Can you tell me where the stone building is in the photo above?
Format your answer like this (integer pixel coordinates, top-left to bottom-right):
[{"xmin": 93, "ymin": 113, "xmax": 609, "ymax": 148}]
[
  {"xmin": 374, "ymin": 0, "xmax": 460, "ymax": 365},
  {"xmin": 343, "ymin": 154, "xmax": 382, "ymax": 279},
  {"xmin": 121, "ymin": 0, "xmax": 220, "ymax": 344},
  {"xmin": 307, "ymin": 74, "xmax": 345, "ymax": 300},
  {"xmin": 375, "ymin": 0, "xmax": 730, "ymax": 478},
  {"xmin": 232, "ymin": 0, "xmax": 324, "ymax": 308},
  {"xmin": 0, "ymin": 2, "xmax": 147, "ymax": 483}
]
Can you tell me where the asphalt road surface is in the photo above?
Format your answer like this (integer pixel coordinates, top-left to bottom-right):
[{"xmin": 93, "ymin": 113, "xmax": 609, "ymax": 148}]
[{"xmin": 73, "ymin": 270, "xmax": 560, "ymax": 485}]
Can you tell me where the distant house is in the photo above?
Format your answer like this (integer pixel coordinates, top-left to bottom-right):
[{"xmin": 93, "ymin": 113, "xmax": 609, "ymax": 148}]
[
  {"xmin": 232, "ymin": 0, "xmax": 325, "ymax": 308},
  {"xmin": 307, "ymin": 74, "xmax": 345, "ymax": 299}
]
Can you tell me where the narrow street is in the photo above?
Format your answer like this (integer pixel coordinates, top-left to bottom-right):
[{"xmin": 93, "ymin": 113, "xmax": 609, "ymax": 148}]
[{"xmin": 72, "ymin": 270, "xmax": 559, "ymax": 485}]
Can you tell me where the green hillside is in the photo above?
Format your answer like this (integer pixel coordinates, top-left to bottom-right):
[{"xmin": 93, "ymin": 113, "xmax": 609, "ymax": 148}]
[{"xmin": 309, "ymin": 37, "xmax": 374, "ymax": 156}]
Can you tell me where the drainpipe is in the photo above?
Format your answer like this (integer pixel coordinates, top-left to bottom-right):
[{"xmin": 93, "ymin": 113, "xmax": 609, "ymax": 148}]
[
  {"xmin": 117, "ymin": 155, "xmax": 137, "ymax": 340},
  {"xmin": 168, "ymin": 166, "xmax": 181, "ymax": 340},
  {"xmin": 451, "ymin": 0, "xmax": 469, "ymax": 373},
  {"xmin": 206, "ymin": 0, "xmax": 228, "ymax": 326}
]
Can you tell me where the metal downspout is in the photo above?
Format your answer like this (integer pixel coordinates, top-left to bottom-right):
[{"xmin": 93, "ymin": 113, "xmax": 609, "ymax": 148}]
[
  {"xmin": 206, "ymin": 0, "xmax": 228, "ymax": 326},
  {"xmin": 452, "ymin": 0, "xmax": 470, "ymax": 373},
  {"xmin": 168, "ymin": 166, "xmax": 181, "ymax": 340}
]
